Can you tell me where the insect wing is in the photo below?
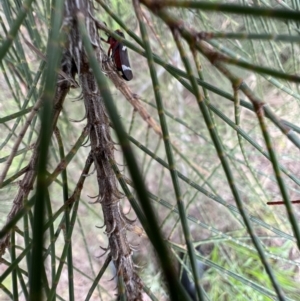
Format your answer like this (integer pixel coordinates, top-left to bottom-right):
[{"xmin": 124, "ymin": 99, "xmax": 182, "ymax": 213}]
[
  {"xmin": 119, "ymin": 43, "xmax": 133, "ymax": 81},
  {"xmin": 112, "ymin": 43, "xmax": 122, "ymax": 69}
]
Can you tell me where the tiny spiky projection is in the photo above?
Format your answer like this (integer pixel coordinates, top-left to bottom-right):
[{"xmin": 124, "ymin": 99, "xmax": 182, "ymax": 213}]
[
  {"xmin": 0, "ymin": 49, "xmax": 74, "ymax": 258},
  {"xmin": 64, "ymin": 1, "xmax": 142, "ymax": 299}
]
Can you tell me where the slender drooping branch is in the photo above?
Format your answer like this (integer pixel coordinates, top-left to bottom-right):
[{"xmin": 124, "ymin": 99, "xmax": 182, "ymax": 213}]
[
  {"xmin": 64, "ymin": 1, "xmax": 143, "ymax": 299},
  {"xmin": 0, "ymin": 50, "xmax": 74, "ymax": 258}
]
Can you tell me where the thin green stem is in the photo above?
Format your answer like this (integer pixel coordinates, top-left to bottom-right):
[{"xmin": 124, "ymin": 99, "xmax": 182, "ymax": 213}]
[
  {"xmin": 142, "ymin": 0, "xmax": 300, "ymax": 21},
  {"xmin": 134, "ymin": 2, "xmax": 205, "ymax": 300},
  {"xmin": 0, "ymin": 0, "xmax": 35, "ymax": 61},
  {"xmin": 84, "ymin": 255, "xmax": 112, "ymax": 301},
  {"xmin": 10, "ymin": 229, "xmax": 19, "ymax": 301},
  {"xmin": 28, "ymin": 0, "xmax": 64, "ymax": 299},
  {"xmin": 54, "ymin": 126, "xmax": 74, "ymax": 301}
]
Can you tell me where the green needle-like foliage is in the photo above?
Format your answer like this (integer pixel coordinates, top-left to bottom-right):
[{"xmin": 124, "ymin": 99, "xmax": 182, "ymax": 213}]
[{"xmin": 1, "ymin": 0, "xmax": 300, "ymax": 300}]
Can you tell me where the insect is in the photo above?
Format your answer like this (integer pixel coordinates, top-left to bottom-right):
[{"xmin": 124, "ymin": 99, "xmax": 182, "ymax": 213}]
[{"xmin": 102, "ymin": 29, "xmax": 133, "ymax": 81}]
